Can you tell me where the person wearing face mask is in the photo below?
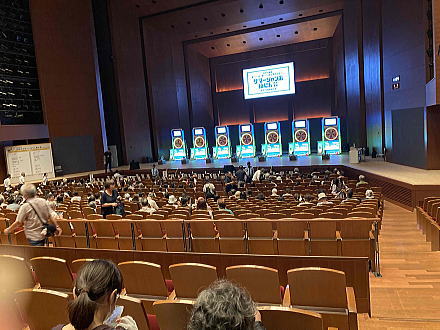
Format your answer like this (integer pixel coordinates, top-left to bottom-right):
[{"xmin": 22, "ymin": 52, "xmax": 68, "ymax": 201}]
[{"xmin": 53, "ymin": 259, "xmax": 137, "ymax": 330}]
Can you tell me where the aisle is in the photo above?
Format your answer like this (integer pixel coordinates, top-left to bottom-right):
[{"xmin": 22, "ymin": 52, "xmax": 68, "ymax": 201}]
[{"xmin": 359, "ymin": 202, "xmax": 440, "ymax": 329}]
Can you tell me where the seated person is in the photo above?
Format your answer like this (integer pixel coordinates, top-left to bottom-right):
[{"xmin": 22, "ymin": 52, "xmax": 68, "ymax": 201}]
[
  {"xmin": 283, "ymin": 188, "xmax": 293, "ymax": 197},
  {"xmin": 342, "ymin": 189, "xmax": 360, "ymax": 203},
  {"xmin": 168, "ymin": 195, "xmax": 178, "ymax": 208},
  {"xmin": 365, "ymin": 189, "xmax": 375, "ymax": 200},
  {"xmin": 54, "ymin": 260, "xmax": 137, "ymax": 330},
  {"xmin": 317, "ymin": 192, "xmax": 333, "ymax": 206},
  {"xmin": 298, "ymin": 194, "xmax": 314, "ymax": 206},
  {"xmin": 356, "ymin": 175, "xmax": 369, "ymax": 188},
  {"xmin": 256, "ymin": 192, "xmax": 265, "ymax": 201},
  {"xmin": 270, "ymin": 188, "xmax": 279, "ymax": 197},
  {"xmin": 217, "ymin": 198, "xmax": 234, "ymax": 215},
  {"xmin": 188, "ymin": 280, "xmax": 265, "ymax": 330},
  {"xmin": 139, "ymin": 198, "xmax": 156, "ymax": 214},
  {"xmin": 70, "ymin": 191, "xmax": 81, "ymax": 202}
]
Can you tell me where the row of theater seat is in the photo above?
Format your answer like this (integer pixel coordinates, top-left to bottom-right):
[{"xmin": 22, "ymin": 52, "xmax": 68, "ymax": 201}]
[
  {"xmin": 0, "ymin": 217, "xmax": 378, "ymax": 270},
  {"xmin": 0, "ymin": 255, "xmax": 358, "ymax": 330},
  {"xmin": 417, "ymin": 197, "xmax": 440, "ymax": 251}
]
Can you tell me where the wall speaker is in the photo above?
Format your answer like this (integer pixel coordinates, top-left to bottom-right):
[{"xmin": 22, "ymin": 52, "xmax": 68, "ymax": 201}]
[
  {"xmin": 322, "ymin": 154, "xmax": 330, "ymax": 160},
  {"xmin": 231, "ymin": 157, "xmax": 238, "ymax": 163},
  {"xmin": 181, "ymin": 159, "xmax": 187, "ymax": 165},
  {"xmin": 258, "ymin": 156, "xmax": 266, "ymax": 162},
  {"xmin": 289, "ymin": 155, "xmax": 297, "ymax": 161},
  {"xmin": 158, "ymin": 160, "xmax": 164, "ymax": 165},
  {"xmin": 206, "ymin": 158, "xmax": 212, "ymax": 164}
]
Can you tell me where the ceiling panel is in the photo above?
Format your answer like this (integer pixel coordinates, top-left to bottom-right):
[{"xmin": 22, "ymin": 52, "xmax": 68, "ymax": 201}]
[
  {"xmin": 134, "ymin": 0, "xmax": 211, "ymax": 17},
  {"xmin": 188, "ymin": 15, "xmax": 341, "ymax": 57},
  {"xmin": 142, "ymin": 0, "xmax": 343, "ymax": 38}
]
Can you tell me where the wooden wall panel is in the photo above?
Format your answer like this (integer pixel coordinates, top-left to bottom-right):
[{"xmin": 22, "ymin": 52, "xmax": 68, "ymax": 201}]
[
  {"xmin": 342, "ymin": 0, "xmax": 366, "ymax": 148},
  {"xmin": 381, "ymin": 0, "xmax": 427, "ymax": 165},
  {"xmin": 362, "ymin": 0, "xmax": 384, "ymax": 153},
  {"xmin": 30, "ymin": 0, "xmax": 105, "ymax": 171},
  {"xmin": 108, "ymin": 0, "xmax": 153, "ymax": 162},
  {"xmin": 426, "ymin": 105, "xmax": 440, "ymax": 169}
]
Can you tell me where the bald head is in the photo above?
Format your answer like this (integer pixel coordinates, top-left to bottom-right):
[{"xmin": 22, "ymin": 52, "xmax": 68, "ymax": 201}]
[{"xmin": 20, "ymin": 183, "xmax": 36, "ymax": 199}]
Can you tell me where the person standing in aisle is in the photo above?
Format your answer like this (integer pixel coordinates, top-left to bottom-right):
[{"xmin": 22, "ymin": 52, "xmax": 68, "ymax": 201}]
[{"xmin": 104, "ymin": 149, "xmax": 112, "ymax": 173}]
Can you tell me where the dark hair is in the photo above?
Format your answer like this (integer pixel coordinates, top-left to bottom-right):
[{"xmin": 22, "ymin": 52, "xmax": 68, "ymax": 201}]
[
  {"xmin": 347, "ymin": 189, "xmax": 354, "ymax": 198},
  {"xmin": 68, "ymin": 260, "xmax": 123, "ymax": 330},
  {"xmin": 104, "ymin": 180, "xmax": 114, "ymax": 190},
  {"xmin": 188, "ymin": 280, "xmax": 257, "ymax": 330},
  {"xmin": 217, "ymin": 198, "xmax": 226, "ymax": 209},
  {"xmin": 197, "ymin": 198, "xmax": 207, "ymax": 210}
]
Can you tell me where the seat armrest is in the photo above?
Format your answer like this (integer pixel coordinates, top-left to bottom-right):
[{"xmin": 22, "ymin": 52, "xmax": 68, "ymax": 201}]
[
  {"xmin": 273, "ymin": 230, "xmax": 278, "ymax": 239},
  {"xmin": 369, "ymin": 231, "xmax": 375, "ymax": 240},
  {"xmin": 282, "ymin": 285, "xmax": 291, "ymax": 307},
  {"xmin": 346, "ymin": 287, "xmax": 357, "ymax": 313},
  {"xmin": 336, "ymin": 231, "xmax": 342, "ymax": 240},
  {"xmin": 168, "ymin": 290, "xmax": 176, "ymax": 300}
]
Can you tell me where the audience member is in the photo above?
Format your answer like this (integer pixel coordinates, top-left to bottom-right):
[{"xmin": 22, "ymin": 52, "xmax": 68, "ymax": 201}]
[
  {"xmin": 217, "ymin": 198, "xmax": 233, "ymax": 215},
  {"xmin": 71, "ymin": 191, "xmax": 82, "ymax": 202},
  {"xmin": 317, "ymin": 192, "xmax": 333, "ymax": 206},
  {"xmin": 101, "ymin": 180, "xmax": 118, "ymax": 218},
  {"xmin": 18, "ymin": 172, "xmax": 25, "ymax": 186},
  {"xmin": 3, "ymin": 173, "xmax": 12, "ymax": 191},
  {"xmin": 54, "ymin": 259, "xmax": 137, "ymax": 330},
  {"xmin": 3, "ymin": 183, "xmax": 61, "ymax": 246},
  {"xmin": 188, "ymin": 280, "xmax": 265, "ymax": 330},
  {"xmin": 356, "ymin": 175, "xmax": 369, "ymax": 188}
]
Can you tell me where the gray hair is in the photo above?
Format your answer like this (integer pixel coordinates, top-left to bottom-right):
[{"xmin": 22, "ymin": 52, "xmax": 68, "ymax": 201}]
[
  {"xmin": 188, "ymin": 280, "xmax": 257, "ymax": 330},
  {"xmin": 20, "ymin": 183, "xmax": 37, "ymax": 199},
  {"xmin": 359, "ymin": 175, "xmax": 365, "ymax": 181}
]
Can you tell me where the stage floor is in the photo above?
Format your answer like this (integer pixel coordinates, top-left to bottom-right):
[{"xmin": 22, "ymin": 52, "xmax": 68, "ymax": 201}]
[{"xmin": 54, "ymin": 154, "xmax": 440, "ymax": 187}]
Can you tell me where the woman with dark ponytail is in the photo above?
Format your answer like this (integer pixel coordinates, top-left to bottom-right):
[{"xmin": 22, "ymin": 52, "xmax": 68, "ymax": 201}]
[{"xmin": 53, "ymin": 260, "xmax": 137, "ymax": 330}]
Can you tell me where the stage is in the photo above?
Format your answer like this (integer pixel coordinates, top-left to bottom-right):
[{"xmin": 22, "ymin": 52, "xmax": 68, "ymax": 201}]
[{"xmin": 28, "ymin": 154, "xmax": 440, "ymax": 209}]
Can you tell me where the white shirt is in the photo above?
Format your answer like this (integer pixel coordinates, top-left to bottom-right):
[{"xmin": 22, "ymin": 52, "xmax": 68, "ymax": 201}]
[
  {"xmin": 3, "ymin": 178, "xmax": 11, "ymax": 189},
  {"xmin": 71, "ymin": 196, "xmax": 82, "ymax": 202},
  {"xmin": 252, "ymin": 170, "xmax": 262, "ymax": 182},
  {"xmin": 203, "ymin": 183, "xmax": 215, "ymax": 194},
  {"xmin": 19, "ymin": 175, "xmax": 25, "ymax": 185},
  {"xmin": 42, "ymin": 175, "xmax": 48, "ymax": 186}
]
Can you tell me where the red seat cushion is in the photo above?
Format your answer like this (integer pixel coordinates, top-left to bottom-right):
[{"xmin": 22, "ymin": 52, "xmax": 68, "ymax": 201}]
[
  {"xmin": 165, "ymin": 279, "xmax": 174, "ymax": 294},
  {"xmin": 147, "ymin": 314, "xmax": 160, "ymax": 330}
]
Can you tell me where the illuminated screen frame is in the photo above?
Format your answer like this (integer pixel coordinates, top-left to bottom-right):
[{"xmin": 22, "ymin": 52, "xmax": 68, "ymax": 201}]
[
  {"xmin": 324, "ymin": 118, "xmax": 337, "ymax": 126},
  {"xmin": 243, "ymin": 62, "xmax": 295, "ymax": 99},
  {"xmin": 194, "ymin": 128, "xmax": 204, "ymax": 135},
  {"xmin": 172, "ymin": 130, "xmax": 182, "ymax": 137},
  {"xmin": 216, "ymin": 127, "xmax": 226, "ymax": 134},
  {"xmin": 266, "ymin": 122, "xmax": 278, "ymax": 130},
  {"xmin": 294, "ymin": 120, "xmax": 306, "ymax": 128},
  {"xmin": 240, "ymin": 125, "xmax": 251, "ymax": 132}
]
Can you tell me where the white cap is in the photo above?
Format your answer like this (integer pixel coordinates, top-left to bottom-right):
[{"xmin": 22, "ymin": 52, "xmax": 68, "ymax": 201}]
[{"xmin": 318, "ymin": 192, "xmax": 327, "ymax": 200}]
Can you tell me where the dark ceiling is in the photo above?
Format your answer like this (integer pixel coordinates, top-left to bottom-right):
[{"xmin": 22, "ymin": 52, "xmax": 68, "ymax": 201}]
[{"xmin": 133, "ymin": 0, "xmax": 344, "ymax": 57}]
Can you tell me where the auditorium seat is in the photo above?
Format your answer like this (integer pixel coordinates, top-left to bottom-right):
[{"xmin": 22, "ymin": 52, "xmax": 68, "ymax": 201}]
[
  {"xmin": 126, "ymin": 214, "xmax": 144, "ymax": 220},
  {"xmin": 119, "ymin": 295, "xmax": 151, "ymax": 330},
  {"xmin": 112, "ymin": 220, "xmax": 136, "ymax": 250},
  {"xmin": 259, "ymin": 306, "xmax": 323, "ymax": 329},
  {"xmin": 319, "ymin": 212, "xmax": 345, "ymax": 219},
  {"xmin": 276, "ymin": 220, "xmax": 309, "ymax": 255},
  {"xmin": 29, "ymin": 257, "xmax": 73, "ymax": 292},
  {"xmin": 347, "ymin": 211, "xmax": 375, "ymax": 218},
  {"xmin": 69, "ymin": 219, "xmax": 90, "ymax": 248},
  {"xmin": 169, "ymin": 263, "xmax": 218, "ymax": 298},
  {"xmin": 135, "ymin": 221, "xmax": 167, "ymax": 251},
  {"xmin": 0, "ymin": 255, "xmax": 36, "ymax": 294},
  {"xmin": 67, "ymin": 209, "xmax": 82, "ymax": 219},
  {"xmin": 107, "ymin": 214, "xmax": 123, "ymax": 220},
  {"xmin": 246, "ymin": 220, "xmax": 277, "ymax": 254},
  {"xmin": 309, "ymin": 221, "xmax": 339, "ymax": 256},
  {"xmin": 118, "ymin": 261, "xmax": 171, "ymax": 313},
  {"xmin": 226, "ymin": 265, "xmax": 283, "ymax": 304},
  {"xmin": 71, "ymin": 258, "xmax": 95, "ymax": 273},
  {"xmin": 0, "ymin": 218, "xmax": 9, "ymax": 244},
  {"xmin": 153, "ymin": 299, "xmax": 194, "ymax": 330},
  {"xmin": 15, "ymin": 289, "xmax": 69, "ymax": 330},
  {"xmin": 90, "ymin": 220, "xmax": 118, "ymax": 249},
  {"xmin": 161, "ymin": 220, "xmax": 187, "ymax": 252},
  {"xmin": 53, "ymin": 220, "xmax": 75, "ymax": 248},
  {"xmin": 86, "ymin": 213, "xmax": 103, "ymax": 220},
  {"xmin": 214, "ymin": 220, "xmax": 246, "ymax": 254},
  {"xmin": 82, "ymin": 207, "xmax": 95, "ymax": 217},
  {"xmin": 291, "ymin": 212, "xmax": 316, "ymax": 219},
  {"xmin": 237, "ymin": 212, "xmax": 260, "ymax": 219},
  {"xmin": 189, "ymin": 221, "xmax": 219, "ymax": 253},
  {"xmin": 340, "ymin": 220, "xmax": 376, "ymax": 270},
  {"xmin": 284, "ymin": 267, "xmax": 357, "ymax": 330}
]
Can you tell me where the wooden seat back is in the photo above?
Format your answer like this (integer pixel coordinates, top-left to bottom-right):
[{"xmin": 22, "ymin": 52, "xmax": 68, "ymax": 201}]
[
  {"xmin": 259, "ymin": 306, "xmax": 323, "ymax": 330},
  {"xmin": 118, "ymin": 261, "xmax": 168, "ymax": 297},
  {"xmin": 0, "ymin": 255, "xmax": 35, "ymax": 294},
  {"xmin": 169, "ymin": 263, "xmax": 218, "ymax": 298},
  {"xmin": 30, "ymin": 257, "xmax": 73, "ymax": 291},
  {"xmin": 118, "ymin": 295, "xmax": 150, "ymax": 330},
  {"xmin": 287, "ymin": 267, "xmax": 347, "ymax": 309},
  {"xmin": 153, "ymin": 299, "xmax": 194, "ymax": 330},
  {"xmin": 15, "ymin": 289, "xmax": 69, "ymax": 330},
  {"xmin": 226, "ymin": 265, "xmax": 282, "ymax": 304}
]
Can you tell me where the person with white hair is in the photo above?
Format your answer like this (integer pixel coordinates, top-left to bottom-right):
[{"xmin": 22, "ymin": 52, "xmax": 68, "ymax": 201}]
[
  {"xmin": 3, "ymin": 183, "xmax": 61, "ymax": 246},
  {"xmin": 365, "ymin": 189, "xmax": 375, "ymax": 199},
  {"xmin": 356, "ymin": 175, "xmax": 369, "ymax": 188},
  {"xmin": 147, "ymin": 192, "xmax": 159, "ymax": 211},
  {"xmin": 271, "ymin": 188, "xmax": 279, "ymax": 197},
  {"xmin": 168, "ymin": 195, "xmax": 178, "ymax": 208}
]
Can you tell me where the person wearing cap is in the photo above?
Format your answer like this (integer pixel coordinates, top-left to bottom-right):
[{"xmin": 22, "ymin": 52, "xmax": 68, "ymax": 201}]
[
  {"xmin": 317, "ymin": 192, "xmax": 333, "ymax": 206},
  {"xmin": 168, "ymin": 194, "xmax": 178, "ymax": 208}
]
